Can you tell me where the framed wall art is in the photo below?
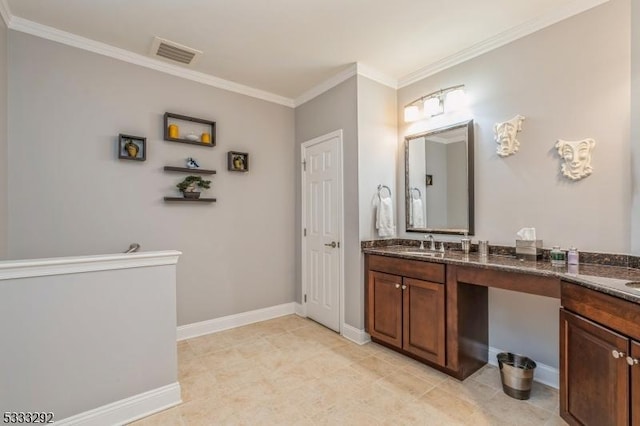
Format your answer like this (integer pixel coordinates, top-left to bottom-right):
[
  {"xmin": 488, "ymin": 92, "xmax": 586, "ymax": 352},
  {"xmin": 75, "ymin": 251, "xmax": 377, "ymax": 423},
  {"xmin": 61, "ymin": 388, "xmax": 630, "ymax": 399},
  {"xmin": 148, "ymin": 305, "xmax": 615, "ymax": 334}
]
[
  {"xmin": 118, "ymin": 134, "xmax": 146, "ymax": 161},
  {"xmin": 228, "ymin": 151, "xmax": 249, "ymax": 172}
]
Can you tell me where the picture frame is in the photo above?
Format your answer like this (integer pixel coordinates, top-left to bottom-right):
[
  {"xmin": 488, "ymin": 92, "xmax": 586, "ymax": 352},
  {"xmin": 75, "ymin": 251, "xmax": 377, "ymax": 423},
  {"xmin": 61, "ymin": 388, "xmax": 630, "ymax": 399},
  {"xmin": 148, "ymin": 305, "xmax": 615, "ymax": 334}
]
[
  {"xmin": 228, "ymin": 151, "xmax": 249, "ymax": 172},
  {"xmin": 118, "ymin": 134, "xmax": 146, "ymax": 161},
  {"xmin": 426, "ymin": 174, "xmax": 433, "ymax": 186}
]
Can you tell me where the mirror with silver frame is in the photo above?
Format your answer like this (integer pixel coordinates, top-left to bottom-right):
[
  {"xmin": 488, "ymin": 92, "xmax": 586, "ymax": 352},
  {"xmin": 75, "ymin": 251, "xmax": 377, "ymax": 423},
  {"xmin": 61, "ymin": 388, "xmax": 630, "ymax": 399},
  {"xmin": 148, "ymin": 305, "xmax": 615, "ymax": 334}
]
[{"xmin": 405, "ymin": 120, "xmax": 474, "ymax": 235}]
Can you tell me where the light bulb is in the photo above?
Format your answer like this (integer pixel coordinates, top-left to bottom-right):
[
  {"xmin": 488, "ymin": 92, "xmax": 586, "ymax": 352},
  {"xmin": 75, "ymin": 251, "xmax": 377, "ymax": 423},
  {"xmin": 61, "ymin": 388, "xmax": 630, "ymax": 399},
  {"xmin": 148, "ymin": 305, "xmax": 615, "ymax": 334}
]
[
  {"xmin": 423, "ymin": 97, "xmax": 443, "ymax": 117},
  {"xmin": 444, "ymin": 89, "xmax": 467, "ymax": 112},
  {"xmin": 404, "ymin": 105, "xmax": 421, "ymax": 122}
]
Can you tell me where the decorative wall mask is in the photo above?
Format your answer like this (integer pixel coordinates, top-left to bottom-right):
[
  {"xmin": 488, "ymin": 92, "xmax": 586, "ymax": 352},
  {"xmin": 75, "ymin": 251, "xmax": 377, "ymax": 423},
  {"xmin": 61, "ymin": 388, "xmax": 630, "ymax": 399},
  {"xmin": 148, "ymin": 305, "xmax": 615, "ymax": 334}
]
[
  {"xmin": 494, "ymin": 115, "xmax": 525, "ymax": 157},
  {"xmin": 555, "ymin": 138, "xmax": 596, "ymax": 180}
]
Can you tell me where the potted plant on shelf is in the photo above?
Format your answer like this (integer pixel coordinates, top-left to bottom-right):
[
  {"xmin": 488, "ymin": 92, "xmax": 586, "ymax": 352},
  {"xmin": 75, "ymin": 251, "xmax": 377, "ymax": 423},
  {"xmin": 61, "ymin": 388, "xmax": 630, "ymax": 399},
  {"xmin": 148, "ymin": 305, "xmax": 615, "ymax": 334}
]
[{"xmin": 176, "ymin": 175, "xmax": 211, "ymax": 199}]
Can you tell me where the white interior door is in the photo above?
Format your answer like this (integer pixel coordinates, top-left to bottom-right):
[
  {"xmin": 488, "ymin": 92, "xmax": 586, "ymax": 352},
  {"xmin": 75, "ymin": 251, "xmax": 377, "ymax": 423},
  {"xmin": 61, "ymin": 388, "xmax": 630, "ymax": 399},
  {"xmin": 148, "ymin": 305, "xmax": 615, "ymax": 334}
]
[{"xmin": 302, "ymin": 131, "xmax": 343, "ymax": 333}]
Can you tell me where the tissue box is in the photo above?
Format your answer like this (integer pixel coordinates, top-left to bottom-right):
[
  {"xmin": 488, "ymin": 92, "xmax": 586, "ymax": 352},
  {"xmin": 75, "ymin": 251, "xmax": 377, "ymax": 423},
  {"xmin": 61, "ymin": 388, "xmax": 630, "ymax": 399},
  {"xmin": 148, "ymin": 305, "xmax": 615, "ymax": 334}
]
[{"xmin": 516, "ymin": 240, "xmax": 543, "ymax": 261}]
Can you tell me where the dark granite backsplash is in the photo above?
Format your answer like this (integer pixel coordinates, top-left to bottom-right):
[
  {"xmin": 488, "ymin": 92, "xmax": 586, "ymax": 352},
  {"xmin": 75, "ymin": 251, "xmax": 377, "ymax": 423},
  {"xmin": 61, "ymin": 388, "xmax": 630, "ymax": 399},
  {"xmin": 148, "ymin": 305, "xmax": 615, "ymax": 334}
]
[{"xmin": 361, "ymin": 239, "xmax": 640, "ymax": 269}]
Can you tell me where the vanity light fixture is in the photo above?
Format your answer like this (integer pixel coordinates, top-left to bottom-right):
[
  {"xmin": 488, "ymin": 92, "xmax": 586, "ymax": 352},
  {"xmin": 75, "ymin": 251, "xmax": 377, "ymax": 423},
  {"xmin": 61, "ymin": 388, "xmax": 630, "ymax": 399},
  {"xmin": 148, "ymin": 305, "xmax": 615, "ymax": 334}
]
[{"xmin": 403, "ymin": 85, "xmax": 467, "ymax": 123}]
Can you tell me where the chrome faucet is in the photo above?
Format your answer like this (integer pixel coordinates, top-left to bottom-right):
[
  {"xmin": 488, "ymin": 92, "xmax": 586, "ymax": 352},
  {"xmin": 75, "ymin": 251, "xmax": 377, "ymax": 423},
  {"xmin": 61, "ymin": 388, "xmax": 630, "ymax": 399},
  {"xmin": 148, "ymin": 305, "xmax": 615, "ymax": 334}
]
[{"xmin": 427, "ymin": 234, "xmax": 435, "ymax": 251}]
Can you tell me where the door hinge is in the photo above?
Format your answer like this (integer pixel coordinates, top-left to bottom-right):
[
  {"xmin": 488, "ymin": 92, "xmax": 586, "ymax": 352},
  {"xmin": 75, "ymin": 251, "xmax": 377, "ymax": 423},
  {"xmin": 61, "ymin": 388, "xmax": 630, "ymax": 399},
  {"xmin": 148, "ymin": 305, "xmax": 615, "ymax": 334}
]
[
  {"xmin": 302, "ymin": 159, "xmax": 306, "ymax": 171},
  {"xmin": 304, "ymin": 228, "xmax": 307, "ymax": 237},
  {"xmin": 304, "ymin": 294, "xmax": 307, "ymax": 303}
]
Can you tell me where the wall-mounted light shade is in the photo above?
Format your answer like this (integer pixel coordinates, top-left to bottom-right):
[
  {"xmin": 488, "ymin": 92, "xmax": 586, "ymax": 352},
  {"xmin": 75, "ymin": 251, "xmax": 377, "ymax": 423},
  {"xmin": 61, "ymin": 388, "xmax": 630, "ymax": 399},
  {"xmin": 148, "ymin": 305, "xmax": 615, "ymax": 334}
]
[
  {"xmin": 404, "ymin": 105, "xmax": 421, "ymax": 122},
  {"xmin": 403, "ymin": 84, "xmax": 467, "ymax": 123},
  {"xmin": 444, "ymin": 88, "xmax": 467, "ymax": 112},
  {"xmin": 423, "ymin": 97, "xmax": 443, "ymax": 117}
]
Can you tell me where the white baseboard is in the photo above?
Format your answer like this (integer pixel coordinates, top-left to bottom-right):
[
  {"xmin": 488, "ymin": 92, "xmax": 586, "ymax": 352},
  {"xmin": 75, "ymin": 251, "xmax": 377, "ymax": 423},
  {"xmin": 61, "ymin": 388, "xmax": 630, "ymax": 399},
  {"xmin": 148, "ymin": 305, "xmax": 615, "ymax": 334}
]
[
  {"xmin": 341, "ymin": 323, "xmax": 371, "ymax": 345},
  {"xmin": 55, "ymin": 382, "xmax": 181, "ymax": 426},
  {"xmin": 294, "ymin": 302, "xmax": 305, "ymax": 317},
  {"xmin": 177, "ymin": 302, "xmax": 296, "ymax": 341},
  {"xmin": 488, "ymin": 347, "xmax": 559, "ymax": 389}
]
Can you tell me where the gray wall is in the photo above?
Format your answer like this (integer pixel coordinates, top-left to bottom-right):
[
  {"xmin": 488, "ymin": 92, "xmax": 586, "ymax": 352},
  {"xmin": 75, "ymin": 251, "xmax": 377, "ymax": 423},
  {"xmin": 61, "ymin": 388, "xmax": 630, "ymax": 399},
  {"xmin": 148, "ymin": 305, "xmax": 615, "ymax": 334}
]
[
  {"xmin": 446, "ymin": 141, "xmax": 467, "ymax": 228},
  {"xmin": 0, "ymin": 262, "xmax": 178, "ymax": 419},
  {"xmin": 399, "ymin": 0, "xmax": 630, "ymax": 253},
  {"xmin": 357, "ymin": 75, "xmax": 397, "ymax": 328},
  {"xmin": 425, "ymin": 141, "xmax": 448, "ymax": 228},
  {"xmin": 294, "ymin": 77, "xmax": 360, "ymax": 327},
  {"xmin": 397, "ymin": 0, "xmax": 630, "ymax": 369},
  {"xmin": 0, "ymin": 18, "xmax": 6, "ymax": 257},
  {"xmin": 407, "ymin": 137, "xmax": 427, "ymax": 226},
  {"xmin": 632, "ymin": 0, "xmax": 640, "ymax": 253},
  {"xmin": 8, "ymin": 32, "xmax": 296, "ymax": 326}
]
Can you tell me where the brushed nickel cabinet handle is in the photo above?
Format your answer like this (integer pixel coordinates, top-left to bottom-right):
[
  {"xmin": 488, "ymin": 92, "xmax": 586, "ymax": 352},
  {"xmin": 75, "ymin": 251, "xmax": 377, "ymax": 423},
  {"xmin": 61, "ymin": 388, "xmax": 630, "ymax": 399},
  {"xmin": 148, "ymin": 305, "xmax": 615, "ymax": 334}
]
[
  {"xmin": 395, "ymin": 284, "xmax": 400, "ymax": 289},
  {"xmin": 627, "ymin": 356, "xmax": 639, "ymax": 366},
  {"xmin": 401, "ymin": 285, "xmax": 407, "ymax": 290},
  {"xmin": 612, "ymin": 350, "xmax": 625, "ymax": 359}
]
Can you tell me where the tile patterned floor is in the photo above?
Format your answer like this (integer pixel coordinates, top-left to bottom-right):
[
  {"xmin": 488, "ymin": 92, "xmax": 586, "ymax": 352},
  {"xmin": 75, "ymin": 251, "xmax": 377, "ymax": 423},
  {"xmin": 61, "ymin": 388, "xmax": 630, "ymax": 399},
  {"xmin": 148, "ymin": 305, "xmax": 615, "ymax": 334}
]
[{"xmin": 131, "ymin": 315, "xmax": 567, "ymax": 425}]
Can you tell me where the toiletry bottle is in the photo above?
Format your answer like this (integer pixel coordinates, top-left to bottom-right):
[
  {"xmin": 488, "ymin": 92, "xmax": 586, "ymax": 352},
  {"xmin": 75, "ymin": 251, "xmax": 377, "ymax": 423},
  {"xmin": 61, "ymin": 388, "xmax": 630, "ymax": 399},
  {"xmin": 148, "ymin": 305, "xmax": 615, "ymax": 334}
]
[
  {"xmin": 568, "ymin": 247, "xmax": 579, "ymax": 265},
  {"xmin": 461, "ymin": 232, "xmax": 471, "ymax": 254},
  {"xmin": 550, "ymin": 246, "xmax": 566, "ymax": 267}
]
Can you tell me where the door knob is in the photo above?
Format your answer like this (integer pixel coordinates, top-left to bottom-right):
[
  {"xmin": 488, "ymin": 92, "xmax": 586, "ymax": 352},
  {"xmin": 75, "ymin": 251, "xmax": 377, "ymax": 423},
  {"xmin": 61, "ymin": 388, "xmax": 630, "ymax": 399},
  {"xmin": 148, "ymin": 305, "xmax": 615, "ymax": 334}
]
[
  {"xmin": 627, "ymin": 356, "xmax": 639, "ymax": 366},
  {"xmin": 324, "ymin": 241, "xmax": 337, "ymax": 248},
  {"xmin": 612, "ymin": 350, "xmax": 625, "ymax": 359}
]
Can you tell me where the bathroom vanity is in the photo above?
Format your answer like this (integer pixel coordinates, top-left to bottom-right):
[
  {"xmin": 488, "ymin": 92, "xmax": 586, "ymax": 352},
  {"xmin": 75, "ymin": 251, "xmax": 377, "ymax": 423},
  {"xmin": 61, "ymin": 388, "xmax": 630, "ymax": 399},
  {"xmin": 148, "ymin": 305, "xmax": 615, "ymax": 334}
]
[{"xmin": 363, "ymin": 243, "xmax": 640, "ymax": 426}]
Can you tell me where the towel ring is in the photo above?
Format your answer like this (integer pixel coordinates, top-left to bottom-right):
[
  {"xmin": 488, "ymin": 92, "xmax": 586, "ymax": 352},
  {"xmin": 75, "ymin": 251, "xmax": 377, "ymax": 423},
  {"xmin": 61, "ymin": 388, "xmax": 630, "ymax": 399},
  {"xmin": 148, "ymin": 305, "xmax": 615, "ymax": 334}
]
[
  {"xmin": 410, "ymin": 187, "xmax": 422, "ymax": 199},
  {"xmin": 377, "ymin": 184, "xmax": 392, "ymax": 199}
]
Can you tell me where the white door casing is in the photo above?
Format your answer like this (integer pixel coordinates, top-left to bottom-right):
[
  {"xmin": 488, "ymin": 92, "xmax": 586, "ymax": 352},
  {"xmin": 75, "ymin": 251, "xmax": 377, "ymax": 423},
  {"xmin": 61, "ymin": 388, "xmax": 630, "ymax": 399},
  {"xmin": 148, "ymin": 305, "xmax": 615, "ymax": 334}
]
[{"xmin": 301, "ymin": 130, "xmax": 344, "ymax": 333}]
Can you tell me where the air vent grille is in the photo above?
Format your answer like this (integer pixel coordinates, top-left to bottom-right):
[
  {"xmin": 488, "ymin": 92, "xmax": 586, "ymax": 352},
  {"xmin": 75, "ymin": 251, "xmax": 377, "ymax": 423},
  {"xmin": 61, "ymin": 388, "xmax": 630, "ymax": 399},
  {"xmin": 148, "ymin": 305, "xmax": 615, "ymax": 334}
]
[{"xmin": 150, "ymin": 37, "xmax": 202, "ymax": 66}]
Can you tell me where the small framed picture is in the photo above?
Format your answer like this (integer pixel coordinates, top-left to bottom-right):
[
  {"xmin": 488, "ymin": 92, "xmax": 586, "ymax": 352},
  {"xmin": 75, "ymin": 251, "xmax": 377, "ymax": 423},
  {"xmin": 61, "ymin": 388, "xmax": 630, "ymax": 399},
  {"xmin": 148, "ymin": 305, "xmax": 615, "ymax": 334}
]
[
  {"xmin": 118, "ymin": 134, "xmax": 146, "ymax": 161},
  {"xmin": 426, "ymin": 174, "xmax": 433, "ymax": 186},
  {"xmin": 228, "ymin": 151, "xmax": 249, "ymax": 172}
]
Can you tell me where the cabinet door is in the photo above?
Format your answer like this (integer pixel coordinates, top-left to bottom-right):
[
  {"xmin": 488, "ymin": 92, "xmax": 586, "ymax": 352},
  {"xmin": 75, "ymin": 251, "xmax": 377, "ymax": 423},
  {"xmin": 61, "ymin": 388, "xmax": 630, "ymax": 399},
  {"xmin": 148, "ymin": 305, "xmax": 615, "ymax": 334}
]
[
  {"xmin": 368, "ymin": 271, "xmax": 403, "ymax": 348},
  {"xmin": 632, "ymin": 340, "xmax": 640, "ymax": 426},
  {"xmin": 560, "ymin": 309, "xmax": 629, "ymax": 426},
  {"xmin": 402, "ymin": 277, "xmax": 445, "ymax": 366}
]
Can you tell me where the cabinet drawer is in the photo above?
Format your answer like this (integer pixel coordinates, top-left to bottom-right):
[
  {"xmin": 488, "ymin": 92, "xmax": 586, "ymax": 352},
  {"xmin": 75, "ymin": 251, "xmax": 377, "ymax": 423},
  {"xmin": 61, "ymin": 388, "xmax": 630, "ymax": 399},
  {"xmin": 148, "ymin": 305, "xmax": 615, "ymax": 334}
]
[
  {"xmin": 562, "ymin": 281, "xmax": 640, "ymax": 341},
  {"xmin": 368, "ymin": 255, "xmax": 445, "ymax": 283}
]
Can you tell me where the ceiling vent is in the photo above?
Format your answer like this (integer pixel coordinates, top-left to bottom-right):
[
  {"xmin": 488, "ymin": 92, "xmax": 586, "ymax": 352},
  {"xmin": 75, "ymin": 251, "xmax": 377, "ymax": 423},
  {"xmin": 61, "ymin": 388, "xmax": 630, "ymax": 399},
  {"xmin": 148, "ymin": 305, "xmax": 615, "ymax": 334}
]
[{"xmin": 150, "ymin": 37, "xmax": 202, "ymax": 66}]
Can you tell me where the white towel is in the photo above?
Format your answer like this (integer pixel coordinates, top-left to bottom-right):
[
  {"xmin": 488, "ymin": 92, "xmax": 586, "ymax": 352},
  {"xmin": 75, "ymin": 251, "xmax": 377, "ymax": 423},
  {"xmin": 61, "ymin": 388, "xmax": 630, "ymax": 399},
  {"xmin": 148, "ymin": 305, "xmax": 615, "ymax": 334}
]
[
  {"xmin": 376, "ymin": 196, "xmax": 395, "ymax": 237},
  {"xmin": 411, "ymin": 198, "xmax": 425, "ymax": 228}
]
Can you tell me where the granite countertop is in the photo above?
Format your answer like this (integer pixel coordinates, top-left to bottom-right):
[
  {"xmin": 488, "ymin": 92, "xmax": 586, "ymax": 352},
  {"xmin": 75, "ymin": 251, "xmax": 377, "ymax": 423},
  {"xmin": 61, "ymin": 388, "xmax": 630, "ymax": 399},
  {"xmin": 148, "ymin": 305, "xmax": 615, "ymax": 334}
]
[{"xmin": 363, "ymin": 245, "xmax": 640, "ymax": 304}]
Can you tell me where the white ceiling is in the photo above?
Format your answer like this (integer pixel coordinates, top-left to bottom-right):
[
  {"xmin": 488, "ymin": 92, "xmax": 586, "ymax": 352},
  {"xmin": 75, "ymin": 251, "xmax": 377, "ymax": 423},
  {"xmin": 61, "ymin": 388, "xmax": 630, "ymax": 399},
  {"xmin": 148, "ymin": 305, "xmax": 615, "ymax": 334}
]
[{"xmin": 5, "ymin": 0, "xmax": 606, "ymax": 102}]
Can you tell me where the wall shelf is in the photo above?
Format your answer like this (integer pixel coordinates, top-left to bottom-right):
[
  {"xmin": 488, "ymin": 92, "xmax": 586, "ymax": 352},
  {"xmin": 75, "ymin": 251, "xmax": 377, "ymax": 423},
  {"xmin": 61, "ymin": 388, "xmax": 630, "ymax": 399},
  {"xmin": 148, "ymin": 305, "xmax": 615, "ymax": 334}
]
[
  {"xmin": 164, "ymin": 197, "xmax": 216, "ymax": 203},
  {"xmin": 164, "ymin": 166, "xmax": 216, "ymax": 175},
  {"xmin": 164, "ymin": 112, "xmax": 215, "ymax": 147}
]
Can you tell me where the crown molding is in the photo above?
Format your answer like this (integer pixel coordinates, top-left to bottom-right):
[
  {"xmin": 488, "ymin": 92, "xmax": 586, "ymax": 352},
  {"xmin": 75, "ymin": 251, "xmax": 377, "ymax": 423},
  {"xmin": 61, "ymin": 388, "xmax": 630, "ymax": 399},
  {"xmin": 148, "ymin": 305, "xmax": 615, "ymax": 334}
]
[
  {"xmin": 0, "ymin": 0, "xmax": 11, "ymax": 27},
  {"xmin": 293, "ymin": 62, "xmax": 399, "ymax": 107},
  {"xmin": 8, "ymin": 16, "xmax": 295, "ymax": 107},
  {"xmin": 398, "ymin": 0, "xmax": 610, "ymax": 88},
  {"xmin": 356, "ymin": 63, "xmax": 397, "ymax": 89},
  {"xmin": 293, "ymin": 64, "xmax": 358, "ymax": 107}
]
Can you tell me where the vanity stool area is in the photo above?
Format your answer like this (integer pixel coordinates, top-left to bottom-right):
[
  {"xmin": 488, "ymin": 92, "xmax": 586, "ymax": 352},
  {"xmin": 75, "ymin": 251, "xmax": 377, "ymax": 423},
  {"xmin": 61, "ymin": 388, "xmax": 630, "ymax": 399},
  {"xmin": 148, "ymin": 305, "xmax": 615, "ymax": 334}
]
[{"xmin": 363, "ymin": 245, "xmax": 640, "ymax": 426}]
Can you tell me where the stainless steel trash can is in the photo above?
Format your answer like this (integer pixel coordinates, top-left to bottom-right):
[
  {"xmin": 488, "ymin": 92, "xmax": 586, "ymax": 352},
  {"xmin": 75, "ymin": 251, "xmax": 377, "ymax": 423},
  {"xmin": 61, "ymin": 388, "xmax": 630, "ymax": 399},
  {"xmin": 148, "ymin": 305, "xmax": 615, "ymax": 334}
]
[{"xmin": 497, "ymin": 352, "xmax": 536, "ymax": 400}]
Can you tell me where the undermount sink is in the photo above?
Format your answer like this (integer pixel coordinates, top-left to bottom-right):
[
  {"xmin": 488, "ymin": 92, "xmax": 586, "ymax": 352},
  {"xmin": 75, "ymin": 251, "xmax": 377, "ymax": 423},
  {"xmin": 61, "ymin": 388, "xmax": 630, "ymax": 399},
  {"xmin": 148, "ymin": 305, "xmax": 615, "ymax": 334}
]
[{"xmin": 625, "ymin": 282, "xmax": 640, "ymax": 289}]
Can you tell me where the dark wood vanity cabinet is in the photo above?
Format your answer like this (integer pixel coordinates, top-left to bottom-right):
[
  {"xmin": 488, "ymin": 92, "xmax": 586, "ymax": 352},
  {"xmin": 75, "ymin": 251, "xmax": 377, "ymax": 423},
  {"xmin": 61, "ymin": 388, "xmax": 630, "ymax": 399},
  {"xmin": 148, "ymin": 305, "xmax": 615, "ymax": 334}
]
[
  {"xmin": 368, "ymin": 271, "xmax": 403, "ymax": 348},
  {"xmin": 561, "ymin": 282, "xmax": 640, "ymax": 426},
  {"xmin": 560, "ymin": 309, "xmax": 629, "ymax": 426},
  {"xmin": 402, "ymin": 277, "xmax": 445, "ymax": 363},
  {"xmin": 366, "ymin": 255, "xmax": 445, "ymax": 366},
  {"xmin": 632, "ymin": 341, "xmax": 640, "ymax": 426}
]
